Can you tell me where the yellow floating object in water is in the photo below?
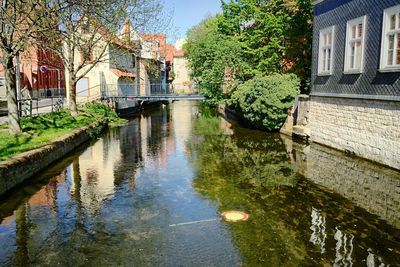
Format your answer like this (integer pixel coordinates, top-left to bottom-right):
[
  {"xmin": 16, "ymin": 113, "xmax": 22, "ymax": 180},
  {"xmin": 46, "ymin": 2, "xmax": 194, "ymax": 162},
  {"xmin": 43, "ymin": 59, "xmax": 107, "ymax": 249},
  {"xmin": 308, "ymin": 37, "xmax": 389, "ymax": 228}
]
[{"xmin": 221, "ymin": 211, "xmax": 249, "ymax": 222}]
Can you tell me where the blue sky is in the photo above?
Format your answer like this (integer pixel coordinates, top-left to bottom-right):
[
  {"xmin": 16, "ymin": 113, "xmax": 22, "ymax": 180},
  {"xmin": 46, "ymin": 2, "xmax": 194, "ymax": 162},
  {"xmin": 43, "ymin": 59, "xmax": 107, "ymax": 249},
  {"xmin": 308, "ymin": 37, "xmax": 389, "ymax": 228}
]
[{"xmin": 165, "ymin": 0, "xmax": 222, "ymax": 43}]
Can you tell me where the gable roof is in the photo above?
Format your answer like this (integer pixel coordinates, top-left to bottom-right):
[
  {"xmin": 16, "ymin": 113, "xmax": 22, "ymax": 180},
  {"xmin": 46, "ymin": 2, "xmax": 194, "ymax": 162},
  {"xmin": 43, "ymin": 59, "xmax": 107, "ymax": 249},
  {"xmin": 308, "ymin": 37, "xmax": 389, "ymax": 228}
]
[{"xmin": 174, "ymin": 49, "xmax": 185, "ymax": 57}]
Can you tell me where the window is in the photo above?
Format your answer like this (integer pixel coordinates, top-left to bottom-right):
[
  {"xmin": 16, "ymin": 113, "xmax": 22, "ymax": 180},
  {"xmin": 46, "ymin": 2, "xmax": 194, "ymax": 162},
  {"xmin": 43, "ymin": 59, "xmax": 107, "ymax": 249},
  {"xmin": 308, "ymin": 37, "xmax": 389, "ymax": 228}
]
[
  {"xmin": 77, "ymin": 77, "xmax": 90, "ymax": 97},
  {"xmin": 344, "ymin": 16, "xmax": 367, "ymax": 73},
  {"xmin": 318, "ymin": 26, "xmax": 335, "ymax": 75},
  {"xmin": 380, "ymin": 5, "xmax": 400, "ymax": 71}
]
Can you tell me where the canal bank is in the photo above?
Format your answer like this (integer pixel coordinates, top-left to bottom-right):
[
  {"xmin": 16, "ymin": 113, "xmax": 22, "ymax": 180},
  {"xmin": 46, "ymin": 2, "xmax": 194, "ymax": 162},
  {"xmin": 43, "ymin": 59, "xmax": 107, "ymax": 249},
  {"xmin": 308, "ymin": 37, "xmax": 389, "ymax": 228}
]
[
  {"xmin": 0, "ymin": 101, "xmax": 399, "ymax": 266},
  {"xmin": 0, "ymin": 101, "xmax": 169, "ymax": 196},
  {"xmin": 0, "ymin": 122, "xmax": 107, "ymax": 196}
]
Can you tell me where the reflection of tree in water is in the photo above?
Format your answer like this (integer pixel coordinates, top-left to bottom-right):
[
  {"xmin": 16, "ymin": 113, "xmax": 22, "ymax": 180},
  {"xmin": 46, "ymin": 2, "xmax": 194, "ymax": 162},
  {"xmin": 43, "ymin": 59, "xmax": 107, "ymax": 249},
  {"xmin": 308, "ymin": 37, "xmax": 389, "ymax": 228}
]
[
  {"xmin": 15, "ymin": 203, "xmax": 29, "ymax": 266},
  {"xmin": 187, "ymin": 114, "xmax": 306, "ymax": 266},
  {"xmin": 188, "ymin": 113, "xmax": 400, "ymax": 266},
  {"xmin": 189, "ymin": 114, "xmax": 297, "ymax": 195},
  {"xmin": 114, "ymin": 120, "xmax": 142, "ymax": 187},
  {"xmin": 142, "ymin": 106, "xmax": 171, "ymax": 157}
]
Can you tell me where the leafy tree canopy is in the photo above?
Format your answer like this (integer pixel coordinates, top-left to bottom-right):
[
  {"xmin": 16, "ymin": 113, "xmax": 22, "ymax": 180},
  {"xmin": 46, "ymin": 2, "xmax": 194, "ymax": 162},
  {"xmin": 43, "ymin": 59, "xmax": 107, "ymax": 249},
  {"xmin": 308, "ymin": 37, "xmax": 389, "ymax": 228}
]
[
  {"xmin": 184, "ymin": 16, "xmax": 252, "ymax": 105},
  {"xmin": 185, "ymin": 0, "xmax": 312, "ymax": 105}
]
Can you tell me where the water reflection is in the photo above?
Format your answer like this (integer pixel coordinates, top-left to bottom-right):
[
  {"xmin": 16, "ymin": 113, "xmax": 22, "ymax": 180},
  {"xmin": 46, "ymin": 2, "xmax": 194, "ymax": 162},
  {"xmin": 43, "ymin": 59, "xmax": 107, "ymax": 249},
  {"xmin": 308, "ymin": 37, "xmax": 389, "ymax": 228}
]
[
  {"xmin": 310, "ymin": 208, "xmax": 327, "ymax": 254},
  {"xmin": 188, "ymin": 110, "xmax": 400, "ymax": 266},
  {"xmin": 0, "ymin": 102, "xmax": 242, "ymax": 266},
  {"xmin": 0, "ymin": 102, "xmax": 399, "ymax": 266},
  {"xmin": 282, "ymin": 137, "xmax": 400, "ymax": 229}
]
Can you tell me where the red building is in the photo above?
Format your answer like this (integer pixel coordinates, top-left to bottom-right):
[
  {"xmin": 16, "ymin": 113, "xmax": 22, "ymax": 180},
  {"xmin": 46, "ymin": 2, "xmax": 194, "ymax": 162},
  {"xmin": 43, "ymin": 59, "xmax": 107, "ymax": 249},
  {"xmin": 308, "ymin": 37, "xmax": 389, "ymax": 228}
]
[{"xmin": 0, "ymin": 46, "xmax": 65, "ymax": 98}]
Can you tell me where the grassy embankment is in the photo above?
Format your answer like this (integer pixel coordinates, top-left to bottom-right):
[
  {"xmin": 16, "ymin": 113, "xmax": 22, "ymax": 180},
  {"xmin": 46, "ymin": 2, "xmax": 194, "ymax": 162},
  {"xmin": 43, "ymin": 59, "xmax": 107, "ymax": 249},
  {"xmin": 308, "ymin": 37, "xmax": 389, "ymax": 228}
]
[{"xmin": 0, "ymin": 103, "xmax": 127, "ymax": 161}]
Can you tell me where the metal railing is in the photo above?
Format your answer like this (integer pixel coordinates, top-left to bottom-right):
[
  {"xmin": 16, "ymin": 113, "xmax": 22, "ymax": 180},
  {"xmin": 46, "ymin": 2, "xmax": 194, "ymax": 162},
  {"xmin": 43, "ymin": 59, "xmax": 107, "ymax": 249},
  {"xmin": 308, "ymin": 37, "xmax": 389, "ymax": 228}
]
[
  {"xmin": 18, "ymin": 96, "xmax": 66, "ymax": 117},
  {"xmin": 0, "ymin": 82, "xmax": 202, "ymax": 118}
]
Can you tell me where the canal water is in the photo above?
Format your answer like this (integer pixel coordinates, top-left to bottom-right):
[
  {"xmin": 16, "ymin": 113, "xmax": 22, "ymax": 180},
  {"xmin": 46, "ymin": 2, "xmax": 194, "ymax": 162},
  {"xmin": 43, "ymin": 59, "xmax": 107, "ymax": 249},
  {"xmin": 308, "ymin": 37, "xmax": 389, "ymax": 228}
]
[{"xmin": 0, "ymin": 101, "xmax": 399, "ymax": 266}]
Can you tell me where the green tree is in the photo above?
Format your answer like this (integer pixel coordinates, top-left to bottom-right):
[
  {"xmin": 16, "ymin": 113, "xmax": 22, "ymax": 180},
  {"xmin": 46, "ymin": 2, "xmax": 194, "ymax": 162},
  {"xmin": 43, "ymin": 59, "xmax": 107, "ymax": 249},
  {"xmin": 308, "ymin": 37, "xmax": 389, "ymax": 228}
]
[
  {"xmin": 285, "ymin": 0, "xmax": 313, "ymax": 92},
  {"xmin": 184, "ymin": 16, "xmax": 250, "ymax": 105},
  {"xmin": 46, "ymin": 0, "xmax": 167, "ymax": 116},
  {"xmin": 219, "ymin": 0, "xmax": 313, "ymax": 92},
  {"xmin": 0, "ymin": 0, "xmax": 54, "ymax": 133}
]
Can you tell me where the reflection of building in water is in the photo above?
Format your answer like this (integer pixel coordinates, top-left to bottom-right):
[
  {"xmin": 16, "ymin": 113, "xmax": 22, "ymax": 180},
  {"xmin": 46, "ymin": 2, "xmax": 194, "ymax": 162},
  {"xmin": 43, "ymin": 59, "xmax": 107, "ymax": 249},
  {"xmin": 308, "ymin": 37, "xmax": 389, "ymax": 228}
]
[
  {"xmin": 282, "ymin": 135, "xmax": 400, "ymax": 229},
  {"xmin": 72, "ymin": 129, "xmax": 122, "ymax": 210},
  {"xmin": 172, "ymin": 102, "xmax": 194, "ymax": 145},
  {"xmin": 367, "ymin": 249, "xmax": 387, "ymax": 267},
  {"xmin": 333, "ymin": 228, "xmax": 354, "ymax": 267},
  {"xmin": 310, "ymin": 208, "xmax": 327, "ymax": 254},
  {"xmin": 138, "ymin": 105, "xmax": 176, "ymax": 169},
  {"xmin": 140, "ymin": 114, "xmax": 150, "ymax": 166},
  {"xmin": 28, "ymin": 172, "xmax": 66, "ymax": 212}
]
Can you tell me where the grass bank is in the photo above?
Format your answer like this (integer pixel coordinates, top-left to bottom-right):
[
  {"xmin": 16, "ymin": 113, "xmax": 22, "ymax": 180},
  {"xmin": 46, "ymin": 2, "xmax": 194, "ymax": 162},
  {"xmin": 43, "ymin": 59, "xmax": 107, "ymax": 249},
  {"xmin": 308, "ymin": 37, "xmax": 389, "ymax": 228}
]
[{"xmin": 0, "ymin": 103, "xmax": 127, "ymax": 161}]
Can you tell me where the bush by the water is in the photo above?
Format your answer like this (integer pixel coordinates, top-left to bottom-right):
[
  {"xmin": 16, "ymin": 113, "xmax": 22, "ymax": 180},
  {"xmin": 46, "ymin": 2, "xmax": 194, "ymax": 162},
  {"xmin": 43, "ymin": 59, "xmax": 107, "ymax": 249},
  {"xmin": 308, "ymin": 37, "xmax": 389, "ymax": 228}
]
[{"xmin": 229, "ymin": 74, "xmax": 300, "ymax": 131}]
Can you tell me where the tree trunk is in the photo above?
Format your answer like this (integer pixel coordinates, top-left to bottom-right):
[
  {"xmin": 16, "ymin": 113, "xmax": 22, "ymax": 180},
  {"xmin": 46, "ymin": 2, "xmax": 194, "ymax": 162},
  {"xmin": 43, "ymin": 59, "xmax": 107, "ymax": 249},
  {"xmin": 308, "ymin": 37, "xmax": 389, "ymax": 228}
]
[
  {"xmin": 68, "ymin": 74, "xmax": 78, "ymax": 116},
  {"xmin": 5, "ymin": 56, "xmax": 22, "ymax": 133}
]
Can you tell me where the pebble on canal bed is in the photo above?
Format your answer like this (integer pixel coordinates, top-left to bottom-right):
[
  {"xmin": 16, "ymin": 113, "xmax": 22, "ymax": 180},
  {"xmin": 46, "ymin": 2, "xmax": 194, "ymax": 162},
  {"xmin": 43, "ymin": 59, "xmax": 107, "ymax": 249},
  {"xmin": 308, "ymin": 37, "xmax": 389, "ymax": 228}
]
[{"xmin": 221, "ymin": 211, "xmax": 249, "ymax": 222}]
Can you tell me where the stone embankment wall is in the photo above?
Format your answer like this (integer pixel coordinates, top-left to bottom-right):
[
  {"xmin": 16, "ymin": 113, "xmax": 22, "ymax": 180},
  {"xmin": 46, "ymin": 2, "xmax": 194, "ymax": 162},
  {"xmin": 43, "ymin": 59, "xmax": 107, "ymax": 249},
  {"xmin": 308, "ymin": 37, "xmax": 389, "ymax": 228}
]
[
  {"xmin": 280, "ymin": 95, "xmax": 311, "ymax": 139},
  {"xmin": 0, "ymin": 123, "xmax": 105, "ymax": 196},
  {"xmin": 309, "ymin": 96, "xmax": 400, "ymax": 170},
  {"xmin": 282, "ymin": 136, "xmax": 400, "ymax": 228}
]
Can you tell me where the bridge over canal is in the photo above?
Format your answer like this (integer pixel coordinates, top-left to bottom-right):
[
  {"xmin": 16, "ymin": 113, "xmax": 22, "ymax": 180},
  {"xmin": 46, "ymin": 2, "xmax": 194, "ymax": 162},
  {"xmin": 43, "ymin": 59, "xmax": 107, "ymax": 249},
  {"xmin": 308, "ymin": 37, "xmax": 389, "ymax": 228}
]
[{"xmin": 104, "ymin": 94, "xmax": 205, "ymax": 102}]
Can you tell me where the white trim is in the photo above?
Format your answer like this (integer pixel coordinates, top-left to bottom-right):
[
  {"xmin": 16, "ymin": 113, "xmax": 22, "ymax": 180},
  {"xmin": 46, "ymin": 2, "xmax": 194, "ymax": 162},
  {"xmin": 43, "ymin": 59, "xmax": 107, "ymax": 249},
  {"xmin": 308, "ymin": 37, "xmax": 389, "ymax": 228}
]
[
  {"xmin": 318, "ymin": 26, "xmax": 335, "ymax": 76},
  {"xmin": 380, "ymin": 4, "xmax": 400, "ymax": 72},
  {"xmin": 344, "ymin": 16, "xmax": 367, "ymax": 74}
]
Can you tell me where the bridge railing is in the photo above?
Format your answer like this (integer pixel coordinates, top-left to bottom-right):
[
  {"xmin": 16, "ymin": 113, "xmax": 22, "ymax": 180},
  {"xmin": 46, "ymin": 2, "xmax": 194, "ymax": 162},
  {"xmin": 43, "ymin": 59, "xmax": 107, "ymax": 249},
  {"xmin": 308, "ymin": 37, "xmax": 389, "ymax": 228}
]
[{"xmin": 101, "ymin": 83, "xmax": 199, "ymax": 99}]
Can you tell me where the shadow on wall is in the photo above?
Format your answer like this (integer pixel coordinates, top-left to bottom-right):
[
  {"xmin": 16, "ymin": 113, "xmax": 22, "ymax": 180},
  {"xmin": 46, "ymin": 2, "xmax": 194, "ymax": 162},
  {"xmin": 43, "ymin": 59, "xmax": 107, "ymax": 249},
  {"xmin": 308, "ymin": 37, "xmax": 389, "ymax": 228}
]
[{"xmin": 281, "ymin": 134, "xmax": 400, "ymax": 229}]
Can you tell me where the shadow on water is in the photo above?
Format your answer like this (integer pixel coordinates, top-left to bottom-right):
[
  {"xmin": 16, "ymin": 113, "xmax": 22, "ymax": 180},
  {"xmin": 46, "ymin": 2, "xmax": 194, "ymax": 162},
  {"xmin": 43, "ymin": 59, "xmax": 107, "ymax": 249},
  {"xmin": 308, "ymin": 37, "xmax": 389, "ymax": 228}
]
[{"xmin": 0, "ymin": 102, "xmax": 399, "ymax": 266}]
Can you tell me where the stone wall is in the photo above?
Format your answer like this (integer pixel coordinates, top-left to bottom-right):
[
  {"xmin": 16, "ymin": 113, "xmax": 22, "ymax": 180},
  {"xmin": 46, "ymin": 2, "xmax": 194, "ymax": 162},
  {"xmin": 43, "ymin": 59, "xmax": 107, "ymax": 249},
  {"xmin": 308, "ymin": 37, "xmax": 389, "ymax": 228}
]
[
  {"xmin": 281, "ymin": 135, "xmax": 400, "ymax": 229},
  {"xmin": 309, "ymin": 96, "xmax": 400, "ymax": 169},
  {"xmin": 303, "ymin": 144, "xmax": 400, "ymax": 229},
  {"xmin": 0, "ymin": 123, "xmax": 106, "ymax": 196}
]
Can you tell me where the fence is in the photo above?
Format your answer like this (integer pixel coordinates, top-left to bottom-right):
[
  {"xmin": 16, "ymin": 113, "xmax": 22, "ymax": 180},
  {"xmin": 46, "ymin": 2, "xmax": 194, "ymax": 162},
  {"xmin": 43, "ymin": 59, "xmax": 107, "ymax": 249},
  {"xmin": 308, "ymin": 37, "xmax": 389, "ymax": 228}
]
[
  {"xmin": 18, "ymin": 96, "xmax": 65, "ymax": 117},
  {"xmin": 0, "ymin": 82, "xmax": 200, "ymax": 118}
]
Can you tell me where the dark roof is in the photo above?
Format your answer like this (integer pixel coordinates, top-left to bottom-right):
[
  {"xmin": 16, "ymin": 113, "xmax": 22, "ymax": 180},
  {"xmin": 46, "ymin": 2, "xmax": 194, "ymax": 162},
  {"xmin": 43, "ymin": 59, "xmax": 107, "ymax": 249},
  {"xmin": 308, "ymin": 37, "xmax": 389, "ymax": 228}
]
[{"xmin": 314, "ymin": 0, "xmax": 355, "ymax": 16}]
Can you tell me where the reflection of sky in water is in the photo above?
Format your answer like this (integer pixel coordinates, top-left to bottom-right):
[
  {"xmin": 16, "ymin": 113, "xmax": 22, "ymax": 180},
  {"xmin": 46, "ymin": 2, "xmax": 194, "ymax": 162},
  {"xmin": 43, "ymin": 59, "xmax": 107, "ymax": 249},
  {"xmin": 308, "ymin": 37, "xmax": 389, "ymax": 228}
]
[
  {"xmin": 0, "ymin": 216, "xmax": 16, "ymax": 262},
  {"xmin": 0, "ymin": 101, "xmax": 399, "ymax": 266}
]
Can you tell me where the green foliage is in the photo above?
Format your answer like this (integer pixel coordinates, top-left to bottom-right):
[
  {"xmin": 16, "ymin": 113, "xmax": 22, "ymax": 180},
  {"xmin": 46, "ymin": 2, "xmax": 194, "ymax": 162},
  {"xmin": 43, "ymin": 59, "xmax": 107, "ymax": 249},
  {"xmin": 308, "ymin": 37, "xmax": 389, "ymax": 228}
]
[
  {"xmin": 229, "ymin": 73, "xmax": 300, "ymax": 131},
  {"xmin": 184, "ymin": 0, "xmax": 313, "ymax": 107},
  {"xmin": 284, "ymin": 0, "xmax": 314, "ymax": 92},
  {"xmin": 168, "ymin": 71, "xmax": 176, "ymax": 81},
  {"xmin": 0, "ymin": 103, "xmax": 127, "ymax": 161},
  {"xmin": 184, "ymin": 16, "xmax": 252, "ymax": 105},
  {"xmin": 220, "ymin": 0, "xmax": 288, "ymax": 73},
  {"xmin": 186, "ymin": 110, "xmax": 305, "ymax": 265},
  {"xmin": 144, "ymin": 60, "xmax": 161, "ymax": 79},
  {"xmin": 219, "ymin": 0, "xmax": 313, "ymax": 93},
  {"xmin": 189, "ymin": 108, "xmax": 297, "ymax": 195}
]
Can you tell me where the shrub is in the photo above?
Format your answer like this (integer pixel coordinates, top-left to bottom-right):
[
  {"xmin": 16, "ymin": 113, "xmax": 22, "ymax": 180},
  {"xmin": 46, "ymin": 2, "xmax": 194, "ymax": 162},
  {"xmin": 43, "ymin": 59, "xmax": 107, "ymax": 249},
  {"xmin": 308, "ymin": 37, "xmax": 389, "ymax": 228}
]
[{"xmin": 229, "ymin": 73, "xmax": 300, "ymax": 131}]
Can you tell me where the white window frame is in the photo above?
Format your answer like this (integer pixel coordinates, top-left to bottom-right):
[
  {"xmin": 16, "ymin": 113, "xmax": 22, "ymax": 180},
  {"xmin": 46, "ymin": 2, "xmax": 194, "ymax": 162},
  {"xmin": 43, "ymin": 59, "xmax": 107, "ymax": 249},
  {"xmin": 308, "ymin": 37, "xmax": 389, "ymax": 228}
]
[
  {"xmin": 344, "ymin": 16, "xmax": 367, "ymax": 73},
  {"xmin": 380, "ymin": 4, "xmax": 400, "ymax": 72},
  {"xmin": 318, "ymin": 26, "xmax": 335, "ymax": 76}
]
